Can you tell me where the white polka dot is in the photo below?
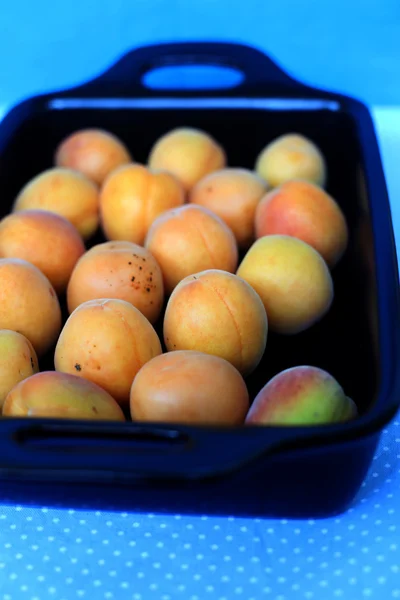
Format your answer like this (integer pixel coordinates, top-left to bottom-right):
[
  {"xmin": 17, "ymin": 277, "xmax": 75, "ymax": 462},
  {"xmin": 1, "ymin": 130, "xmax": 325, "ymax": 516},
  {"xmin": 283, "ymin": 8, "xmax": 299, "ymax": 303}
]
[
  {"xmin": 251, "ymin": 556, "xmax": 260, "ymax": 563},
  {"xmin": 363, "ymin": 566, "xmax": 372, "ymax": 573}
]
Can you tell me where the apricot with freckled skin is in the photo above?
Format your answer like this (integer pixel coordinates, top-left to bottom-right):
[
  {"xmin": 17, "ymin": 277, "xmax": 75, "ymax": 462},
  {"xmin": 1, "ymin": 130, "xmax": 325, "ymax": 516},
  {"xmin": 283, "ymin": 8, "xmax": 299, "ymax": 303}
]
[
  {"xmin": 13, "ymin": 168, "xmax": 99, "ymax": 239},
  {"xmin": 0, "ymin": 258, "xmax": 62, "ymax": 356},
  {"xmin": 55, "ymin": 299, "xmax": 162, "ymax": 406},
  {"xmin": 0, "ymin": 210, "xmax": 86, "ymax": 293},
  {"xmin": 0, "ymin": 330, "xmax": 39, "ymax": 410},
  {"xmin": 3, "ymin": 371, "xmax": 125, "ymax": 421},
  {"xmin": 55, "ymin": 128, "xmax": 132, "ymax": 186},
  {"xmin": 67, "ymin": 241, "xmax": 164, "ymax": 323}
]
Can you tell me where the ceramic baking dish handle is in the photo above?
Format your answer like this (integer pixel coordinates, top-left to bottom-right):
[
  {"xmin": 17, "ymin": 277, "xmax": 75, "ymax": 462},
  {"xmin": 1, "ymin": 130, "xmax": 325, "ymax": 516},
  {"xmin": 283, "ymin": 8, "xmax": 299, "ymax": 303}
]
[
  {"xmin": 70, "ymin": 41, "xmax": 308, "ymax": 96},
  {"xmin": 0, "ymin": 419, "xmax": 359, "ymax": 482}
]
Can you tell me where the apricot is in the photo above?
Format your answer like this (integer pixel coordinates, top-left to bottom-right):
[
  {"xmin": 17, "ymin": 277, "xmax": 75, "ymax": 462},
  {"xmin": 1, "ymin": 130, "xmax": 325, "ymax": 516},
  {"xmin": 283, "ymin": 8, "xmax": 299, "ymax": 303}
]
[
  {"xmin": 148, "ymin": 127, "xmax": 226, "ymax": 192},
  {"xmin": 55, "ymin": 128, "xmax": 132, "ymax": 185},
  {"xmin": 13, "ymin": 168, "xmax": 99, "ymax": 239},
  {"xmin": 163, "ymin": 270, "xmax": 268, "ymax": 376},
  {"xmin": 55, "ymin": 299, "xmax": 162, "ymax": 406},
  {"xmin": 0, "ymin": 210, "xmax": 86, "ymax": 293},
  {"xmin": 3, "ymin": 371, "xmax": 125, "ymax": 421},
  {"xmin": 255, "ymin": 134, "xmax": 326, "ymax": 188},
  {"xmin": 246, "ymin": 366, "xmax": 357, "ymax": 426},
  {"xmin": 255, "ymin": 180, "xmax": 348, "ymax": 267},
  {"xmin": 145, "ymin": 205, "xmax": 238, "ymax": 294},
  {"xmin": 100, "ymin": 164, "xmax": 185, "ymax": 245},
  {"xmin": 0, "ymin": 258, "xmax": 62, "ymax": 356},
  {"xmin": 67, "ymin": 241, "xmax": 164, "ymax": 323},
  {"xmin": 189, "ymin": 168, "xmax": 267, "ymax": 248},
  {"xmin": 0, "ymin": 330, "xmax": 39, "ymax": 410},
  {"xmin": 130, "ymin": 350, "xmax": 249, "ymax": 425},
  {"xmin": 237, "ymin": 236, "xmax": 333, "ymax": 335}
]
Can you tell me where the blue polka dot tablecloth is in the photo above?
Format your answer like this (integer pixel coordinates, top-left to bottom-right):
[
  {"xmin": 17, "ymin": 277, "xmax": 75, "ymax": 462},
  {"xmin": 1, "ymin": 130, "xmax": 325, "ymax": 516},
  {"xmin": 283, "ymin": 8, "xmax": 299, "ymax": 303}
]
[{"xmin": 0, "ymin": 107, "xmax": 400, "ymax": 600}]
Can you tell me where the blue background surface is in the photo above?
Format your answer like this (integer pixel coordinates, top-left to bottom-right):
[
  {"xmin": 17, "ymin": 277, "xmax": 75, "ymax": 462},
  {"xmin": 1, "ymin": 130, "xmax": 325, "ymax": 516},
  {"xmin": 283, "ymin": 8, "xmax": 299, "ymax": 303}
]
[
  {"xmin": 0, "ymin": 2, "xmax": 400, "ymax": 599},
  {"xmin": 0, "ymin": 0, "xmax": 400, "ymax": 110}
]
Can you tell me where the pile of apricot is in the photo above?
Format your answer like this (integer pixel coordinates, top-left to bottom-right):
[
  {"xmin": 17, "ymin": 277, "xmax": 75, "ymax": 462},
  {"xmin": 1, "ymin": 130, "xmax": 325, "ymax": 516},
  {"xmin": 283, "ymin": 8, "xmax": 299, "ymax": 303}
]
[{"xmin": 0, "ymin": 126, "xmax": 356, "ymax": 427}]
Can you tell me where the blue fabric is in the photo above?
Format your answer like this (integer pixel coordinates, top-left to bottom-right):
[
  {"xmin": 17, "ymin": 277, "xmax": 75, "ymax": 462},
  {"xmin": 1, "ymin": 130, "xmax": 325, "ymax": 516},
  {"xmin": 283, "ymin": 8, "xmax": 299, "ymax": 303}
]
[
  {"xmin": 0, "ymin": 0, "xmax": 399, "ymax": 110},
  {"xmin": 0, "ymin": 418, "xmax": 399, "ymax": 599}
]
